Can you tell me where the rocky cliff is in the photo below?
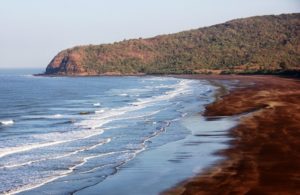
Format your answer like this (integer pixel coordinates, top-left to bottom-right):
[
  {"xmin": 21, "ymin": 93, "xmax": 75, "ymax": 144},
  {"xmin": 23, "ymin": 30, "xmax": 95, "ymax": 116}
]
[{"xmin": 45, "ymin": 13, "xmax": 300, "ymax": 75}]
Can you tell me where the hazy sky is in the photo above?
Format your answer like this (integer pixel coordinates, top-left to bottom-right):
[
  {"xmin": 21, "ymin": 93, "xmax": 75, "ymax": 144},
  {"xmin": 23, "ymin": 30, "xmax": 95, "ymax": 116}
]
[{"xmin": 0, "ymin": 0, "xmax": 299, "ymax": 69}]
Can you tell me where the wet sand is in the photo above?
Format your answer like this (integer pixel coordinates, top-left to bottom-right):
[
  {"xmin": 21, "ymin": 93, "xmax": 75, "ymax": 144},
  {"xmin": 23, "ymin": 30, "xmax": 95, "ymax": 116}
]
[{"xmin": 165, "ymin": 75, "xmax": 300, "ymax": 194}]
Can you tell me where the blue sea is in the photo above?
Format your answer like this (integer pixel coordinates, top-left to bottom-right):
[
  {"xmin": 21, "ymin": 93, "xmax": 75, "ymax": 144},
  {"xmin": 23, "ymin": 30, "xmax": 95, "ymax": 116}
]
[{"xmin": 0, "ymin": 69, "xmax": 236, "ymax": 194}]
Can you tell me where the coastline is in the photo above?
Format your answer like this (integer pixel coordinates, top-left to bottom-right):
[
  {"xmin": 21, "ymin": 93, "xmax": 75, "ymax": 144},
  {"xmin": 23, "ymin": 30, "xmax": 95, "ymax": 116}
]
[
  {"xmin": 30, "ymin": 73, "xmax": 300, "ymax": 194},
  {"xmin": 13, "ymin": 75, "xmax": 236, "ymax": 195},
  {"xmin": 164, "ymin": 75, "xmax": 300, "ymax": 194}
]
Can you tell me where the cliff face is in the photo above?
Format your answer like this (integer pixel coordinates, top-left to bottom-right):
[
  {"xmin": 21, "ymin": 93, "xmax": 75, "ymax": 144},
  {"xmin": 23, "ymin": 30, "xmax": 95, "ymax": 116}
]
[
  {"xmin": 45, "ymin": 48, "xmax": 89, "ymax": 75},
  {"xmin": 45, "ymin": 13, "xmax": 300, "ymax": 75}
]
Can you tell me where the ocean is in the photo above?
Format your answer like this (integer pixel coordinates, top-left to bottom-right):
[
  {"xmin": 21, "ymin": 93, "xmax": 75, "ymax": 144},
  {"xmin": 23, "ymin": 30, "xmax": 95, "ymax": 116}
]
[{"xmin": 0, "ymin": 69, "xmax": 236, "ymax": 194}]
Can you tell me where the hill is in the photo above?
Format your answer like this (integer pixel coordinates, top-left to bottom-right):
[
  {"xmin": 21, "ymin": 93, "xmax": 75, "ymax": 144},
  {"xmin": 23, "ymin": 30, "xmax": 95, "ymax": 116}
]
[{"xmin": 45, "ymin": 13, "xmax": 300, "ymax": 75}]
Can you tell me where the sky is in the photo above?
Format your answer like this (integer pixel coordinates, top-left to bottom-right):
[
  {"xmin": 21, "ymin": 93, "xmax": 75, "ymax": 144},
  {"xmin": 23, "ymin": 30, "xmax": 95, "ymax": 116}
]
[{"xmin": 0, "ymin": 0, "xmax": 299, "ymax": 69}]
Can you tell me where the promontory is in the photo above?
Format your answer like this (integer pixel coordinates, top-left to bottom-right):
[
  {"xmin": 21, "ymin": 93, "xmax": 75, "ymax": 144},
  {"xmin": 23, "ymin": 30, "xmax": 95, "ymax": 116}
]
[{"xmin": 45, "ymin": 13, "xmax": 300, "ymax": 76}]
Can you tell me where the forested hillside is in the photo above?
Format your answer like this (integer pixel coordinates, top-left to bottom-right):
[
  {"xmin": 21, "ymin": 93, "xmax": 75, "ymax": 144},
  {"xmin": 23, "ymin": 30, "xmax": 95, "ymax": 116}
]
[{"xmin": 45, "ymin": 13, "xmax": 300, "ymax": 75}]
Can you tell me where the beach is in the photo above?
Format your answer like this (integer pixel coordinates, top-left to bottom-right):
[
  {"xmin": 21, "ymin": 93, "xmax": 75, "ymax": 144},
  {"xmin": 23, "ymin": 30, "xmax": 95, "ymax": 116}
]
[{"xmin": 165, "ymin": 75, "xmax": 300, "ymax": 194}]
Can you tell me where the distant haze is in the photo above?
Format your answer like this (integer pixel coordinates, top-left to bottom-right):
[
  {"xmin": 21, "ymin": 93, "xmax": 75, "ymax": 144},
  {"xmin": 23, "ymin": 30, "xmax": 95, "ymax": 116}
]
[{"xmin": 0, "ymin": 0, "xmax": 299, "ymax": 69}]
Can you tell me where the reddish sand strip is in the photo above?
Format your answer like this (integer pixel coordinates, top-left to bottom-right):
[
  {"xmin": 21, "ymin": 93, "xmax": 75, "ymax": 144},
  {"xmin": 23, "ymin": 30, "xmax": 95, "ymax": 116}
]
[{"xmin": 164, "ymin": 75, "xmax": 300, "ymax": 195}]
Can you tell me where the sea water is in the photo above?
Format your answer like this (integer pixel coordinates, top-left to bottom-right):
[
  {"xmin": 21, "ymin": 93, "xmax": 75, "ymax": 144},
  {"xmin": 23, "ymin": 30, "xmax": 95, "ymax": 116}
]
[{"xmin": 0, "ymin": 69, "xmax": 237, "ymax": 194}]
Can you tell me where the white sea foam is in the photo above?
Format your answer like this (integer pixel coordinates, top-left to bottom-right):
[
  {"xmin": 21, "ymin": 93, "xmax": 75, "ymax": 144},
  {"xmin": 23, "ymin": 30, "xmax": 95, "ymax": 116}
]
[
  {"xmin": 181, "ymin": 113, "xmax": 188, "ymax": 117},
  {"xmin": 134, "ymin": 80, "xmax": 195, "ymax": 106},
  {"xmin": 22, "ymin": 114, "xmax": 65, "ymax": 119},
  {"xmin": 93, "ymin": 103, "xmax": 101, "ymax": 107},
  {"xmin": 77, "ymin": 79, "xmax": 196, "ymax": 131},
  {"xmin": 4, "ymin": 137, "xmax": 157, "ymax": 195},
  {"xmin": 52, "ymin": 114, "xmax": 63, "ymax": 118},
  {"xmin": 95, "ymin": 109, "xmax": 105, "ymax": 114},
  {"xmin": 77, "ymin": 108, "xmax": 130, "ymax": 130},
  {"xmin": 143, "ymin": 77, "xmax": 174, "ymax": 81},
  {"xmin": 119, "ymin": 110, "xmax": 162, "ymax": 121},
  {"xmin": 5, "ymin": 148, "xmax": 126, "ymax": 195},
  {"xmin": 206, "ymin": 87, "xmax": 212, "ymax": 92},
  {"xmin": 0, "ymin": 140, "xmax": 66, "ymax": 159},
  {"xmin": 0, "ymin": 119, "xmax": 14, "ymax": 126},
  {"xmin": 1, "ymin": 138, "xmax": 111, "ymax": 169},
  {"xmin": 0, "ymin": 128, "xmax": 106, "ymax": 159}
]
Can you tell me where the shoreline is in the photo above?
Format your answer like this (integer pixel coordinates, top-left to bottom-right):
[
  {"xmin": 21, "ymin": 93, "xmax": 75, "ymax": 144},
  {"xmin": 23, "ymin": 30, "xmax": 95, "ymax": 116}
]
[
  {"xmin": 22, "ymin": 73, "xmax": 300, "ymax": 193},
  {"xmin": 164, "ymin": 75, "xmax": 300, "ymax": 194},
  {"xmin": 34, "ymin": 72, "xmax": 300, "ymax": 79},
  {"xmin": 12, "ymin": 75, "xmax": 232, "ymax": 195}
]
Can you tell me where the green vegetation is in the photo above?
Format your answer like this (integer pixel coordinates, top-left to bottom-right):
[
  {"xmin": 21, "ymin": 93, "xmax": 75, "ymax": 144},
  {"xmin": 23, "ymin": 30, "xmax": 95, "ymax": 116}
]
[{"xmin": 46, "ymin": 13, "xmax": 300, "ymax": 75}]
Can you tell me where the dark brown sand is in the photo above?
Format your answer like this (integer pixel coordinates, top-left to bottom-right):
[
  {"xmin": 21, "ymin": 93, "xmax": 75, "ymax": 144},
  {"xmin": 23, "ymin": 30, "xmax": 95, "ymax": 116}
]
[{"xmin": 164, "ymin": 75, "xmax": 300, "ymax": 195}]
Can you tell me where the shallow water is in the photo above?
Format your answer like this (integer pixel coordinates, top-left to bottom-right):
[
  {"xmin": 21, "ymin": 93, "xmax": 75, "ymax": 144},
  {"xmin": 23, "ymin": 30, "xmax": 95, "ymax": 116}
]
[
  {"xmin": 75, "ymin": 115, "xmax": 237, "ymax": 195},
  {"xmin": 0, "ymin": 69, "xmax": 236, "ymax": 194}
]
